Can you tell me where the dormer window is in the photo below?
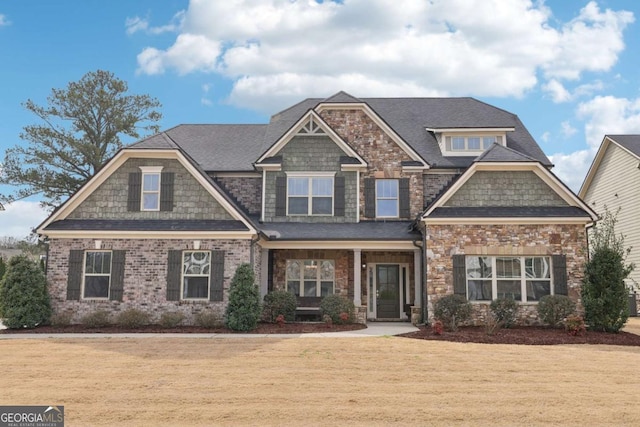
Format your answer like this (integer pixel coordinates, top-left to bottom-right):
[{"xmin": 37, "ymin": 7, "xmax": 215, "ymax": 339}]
[{"xmin": 450, "ymin": 136, "xmax": 500, "ymax": 152}]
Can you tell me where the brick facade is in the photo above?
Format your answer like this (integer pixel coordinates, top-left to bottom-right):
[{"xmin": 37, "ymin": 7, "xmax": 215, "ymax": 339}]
[
  {"xmin": 425, "ymin": 223, "xmax": 588, "ymax": 325},
  {"xmin": 47, "ymin": 237, "xmax": 256, "ymax": 325},
  {"xmin": 214, "ymin": 176, "xmax": 262, "ymax": 215}
]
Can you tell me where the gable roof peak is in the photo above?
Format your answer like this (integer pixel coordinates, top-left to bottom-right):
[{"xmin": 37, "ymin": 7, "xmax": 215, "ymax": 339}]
[
  {"xmin": 320, "ymin": 91, "xmax": 362, "ymax": 104},
  {"xmin": 474, "ymin": 142, "xmax": 539, "ymax": 163}
]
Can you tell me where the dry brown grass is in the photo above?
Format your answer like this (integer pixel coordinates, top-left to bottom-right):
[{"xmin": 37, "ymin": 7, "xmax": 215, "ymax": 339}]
[{"xmin": 1, "ymin": 330, "xmax": 639, "ymax": 426}]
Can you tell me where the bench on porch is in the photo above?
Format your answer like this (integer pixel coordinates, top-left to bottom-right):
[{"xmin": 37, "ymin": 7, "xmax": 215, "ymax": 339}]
[{"xmin": 295, "ymin": 296, "xmax": 323, "ymax": 321}]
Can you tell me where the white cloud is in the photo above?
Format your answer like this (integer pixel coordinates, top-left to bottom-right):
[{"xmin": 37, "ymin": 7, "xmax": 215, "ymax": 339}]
[
  {"xmin": 125, "ymin": 12, "xmax": 184, "ymax": 36},
  {"xmin": 561, "ymin": 121, "xmax": 577, "ymax": 138},
  {"xmin": 541, "ymin": 132, "xmax": 550, "ymax": 143},
  {"xmin": 0, "ymin": 201, "xmax": 49, "ymax": 239},
  {"xmin": 549, "ymin": 94, "xmax": 640, "ymax": 192},
  {"xmin": 135, "ymin": 0, "xmax": 633, "ymax": 112},
  {"xmin": 0, "ymin": 14, "xmax": 10, "ymax": 26},
  {"xmin": 543, "ymin": 79, "xmax": 571, "ymax": 103}
]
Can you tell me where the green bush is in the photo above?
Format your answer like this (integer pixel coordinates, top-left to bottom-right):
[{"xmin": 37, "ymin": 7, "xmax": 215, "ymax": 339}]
[
  {"xmin": 490, "ymin": 297, "xmax": 518, "ymax": 328},
  {"xmin": 320, "ymin": 294, "xmax": 354, "ymax": 324},
  {"xmin": 159, "ymin": 311, "xmax": 185, "ymax": 328},
  {"xmin": 263, "ymin": 290, "xmax": 297, "ymax": 322},
  {"xmin": 0, "ymin": 257, "xmax": 6, "ymax": 282},
  {"xmin": 115, "ymin": 309, "xmax": 151, "ymax": 328},
  {"xmin": 537, "ymin": 295, "xmax": 576, "ymax": 328},
  {"xmin": 81, "ymin": 310, "xmax": 112, "ymax": 328},
  {"xmin": 433, "ymin": 294, "xmax": 471, "ymax": 332},
  {"xmin": 195, "ymin": 311, "xmax": 223, "ymax": 329},
  {"xmin": 50, "ymin": 312, "xmax": 73, "ymax": 327},
  {"xmin": 225, "ymin": 263, "xmax": 262, "ymax": 331},
  {"xmin": 0, "ymin": 255, "xmax": 51, "ymax": 328}
]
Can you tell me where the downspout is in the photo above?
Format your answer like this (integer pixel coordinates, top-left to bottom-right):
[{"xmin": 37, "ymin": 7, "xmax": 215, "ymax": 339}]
[
  {"xmin": 249, "ymin": 233, "xmax": 260, "ymax": 268},
  {"xmin": 422, "ymin": 224, "xmax": 428, "ymax": 324},
  {"xmin": 412, "ymin": 223, "xmax": 427, "ymax": 325}
]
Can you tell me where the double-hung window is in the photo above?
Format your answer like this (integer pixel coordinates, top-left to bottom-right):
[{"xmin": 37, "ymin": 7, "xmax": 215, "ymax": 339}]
[
  {"xmin": 182, "ymin": 251, "xmax": 211, "ymax": 300},
  {"xmin": 287, "ymin": 175, "xmax": 333, "ymax": 215},
  {"xmin": 376, "ymin": 179, "xmax": 399, "ymax": 218},
  {"xmin": 286, "ymin": 260, "xmax": 335, "ymax": 297},
  {"xmin": 466, "ymin": 256, "xmax": 551, "ymax": 302},
  {"xmin": 448, "ymin": 135, "xmax": 502, "ymax": 152},
  {"xmin": 140, "ymin": 166, "xmax": 163, "ymax": 211},
  {"xmin": 83, "ymin": 251, "xmax": 112, "ymax": 299}
]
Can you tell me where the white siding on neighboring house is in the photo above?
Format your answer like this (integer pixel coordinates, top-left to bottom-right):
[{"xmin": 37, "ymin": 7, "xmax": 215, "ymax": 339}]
[{"xmin": 583, "ymin": 142, "xmax": 640, "ymax": 291}]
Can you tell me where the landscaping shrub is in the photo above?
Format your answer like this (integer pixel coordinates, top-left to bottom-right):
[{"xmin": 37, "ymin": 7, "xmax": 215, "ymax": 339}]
[
  {"xmin": 263, "ymin": 290, "xmax": 297, "ymax": 322},
  {"xmin": 320, "ymin": 294, "xmax": 354, "ymax": 324},
  {"xmin": 159, "ymin": 311, "xmax": 185, "ymax": 328},
  {"xmin": 50, "ymin": 312, "xmax": 73, "ymax": 327},
  {"xmin": 582, "ymin": 208, "xmax": 633, "ymax": 332},
  {"xmin": 0, "ymin": 257, "xmax": 6, "ymax": 282},
  {"xmin": 490, "ymin": 297, "xmax": 518, "ymax": 328},
  {"xmin": 195, "ymin": 311, "xmax": 223, "ymax": 329},
  {"xmin": 0, "ymin": 255, "xmax": 51, "ymax": 328},
  {"xmin": 537, "ymin": 295, "xmax": 576, "ymax": 328},
  {"xmin": 116, "ymin": 308, "xmax": 151, "ymax": 328},
  {"xmin": 431, "ymin": 320, "xmax": 444, "ymax": 335},
  {"xmin": 225, "ymin": 263, "xmax": 262, "ymax": 331},
  {"xmin": 81, "ymin": 310, "xmax": 112, "ymax": 328},
  {"xmin": 433, "ymin": 294, "xmax": 471, "ymax": 332},
  {"xmin": 565, "ymin": 314, "xmax": 586, "ymax": 336}
]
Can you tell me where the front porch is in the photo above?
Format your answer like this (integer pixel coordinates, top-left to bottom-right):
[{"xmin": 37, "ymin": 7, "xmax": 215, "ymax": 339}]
[{"xmin": 258, "ymin": 246, "xmax": 423, "ymax": 323}]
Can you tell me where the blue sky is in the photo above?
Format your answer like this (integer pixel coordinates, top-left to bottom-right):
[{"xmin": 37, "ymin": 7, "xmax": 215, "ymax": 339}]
[{"xmin": 1, "ymin": 0, "xmax": 639, "ymax": 238}]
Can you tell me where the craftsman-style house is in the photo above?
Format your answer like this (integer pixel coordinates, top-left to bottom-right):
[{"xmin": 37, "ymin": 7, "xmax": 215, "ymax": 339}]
[{"xmin": 38, "ymin": 92, "xmax": 597, "ymax": 324}]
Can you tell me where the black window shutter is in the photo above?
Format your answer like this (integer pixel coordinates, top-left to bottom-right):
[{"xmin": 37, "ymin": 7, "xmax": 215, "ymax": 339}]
[
  {"xmin": 452, "ymin": 255, "xmax": 466, "ymax": 296},
  {"xmin": 334, "ymin": 176, "xmax": 345, "ymax": 217},
  {"xmin": 267, "ymin": 250, "xmax": 274, "ymax": 292},
  {"xmin": 166, "ymin": 250, "xmax": 182, "ymax": 301},
  {"xmin": 552, "ymin": 254, "xmax": 568, "ymax": 296},
  {"xmin": 275, "ymin": 176, "xmax": 287, "ymax": 216},
  {"xmin": 364, "ymin": 178, "xmax": 375, "ymax": 218},
  {"xmin": 399, "ymin": 178, "xmax": 410, "ymax": 218},
  {"xmin": 127, "ymin": 172, "xmax": 142, "ymax": 212},
  {"xmin": 109, "ymin": 250, "xmax": 126, "ymax": 301},
  {"xmin": 210, "ymin": 251, "xmax": 225, "ymax": 302},
  {"xmin": 67, "ymin": 250, "xmax": 84, "ymax": 300},
  {"xmin": 160, "ymin": 172, "xmax": 175, "ymax": 212}
]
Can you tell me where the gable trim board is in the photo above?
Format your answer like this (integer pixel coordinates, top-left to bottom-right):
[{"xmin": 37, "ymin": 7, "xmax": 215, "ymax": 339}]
[
  {"xmin": 255, "ymin": 109, "xmax": 368, "ymax": 169},
  {"xmin": 37, "ymin": 149, "xmax": 258, "ymax": 237},
  {"xmin": 314, "ymin": 102, "xmax": 429, "ymax": 169},
  {"xmin": 421, "ymin": 162, "xmax": 598, "ymax": 222},
  {"xmin": 579, "ymin": 135, "xmax": 640, "ymax": 198}
]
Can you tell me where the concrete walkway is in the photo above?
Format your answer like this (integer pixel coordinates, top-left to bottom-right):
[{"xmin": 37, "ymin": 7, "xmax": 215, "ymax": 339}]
[{"xmin": 0, "ymin": 322, "xmax": 419, "ymax": 340}]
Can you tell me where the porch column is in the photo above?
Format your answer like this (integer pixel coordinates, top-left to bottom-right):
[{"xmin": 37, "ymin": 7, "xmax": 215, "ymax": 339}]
[
  {"xmin": 260, "ymin": 248, "xmax": 269, "ymax": 298},
  {"xmin": 353, "ymin": 249, "xmax": 362, "ymax": 306},
  {"xmin": 414, "ymin": 249, "xmax": 421, "ymax": 307}
]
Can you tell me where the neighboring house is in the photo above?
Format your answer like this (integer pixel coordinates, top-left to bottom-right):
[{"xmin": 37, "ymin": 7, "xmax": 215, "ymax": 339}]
[
  {"xmin": 579, "ymin": 135, "xmax": 640, "ymax": 314},
  {"xmin": 37, "ymin": 92, "xmax": 597, "ymax": 325}
]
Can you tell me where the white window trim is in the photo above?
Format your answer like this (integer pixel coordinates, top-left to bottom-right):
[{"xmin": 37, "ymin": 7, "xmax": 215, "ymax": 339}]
[
  {"xmin": 375, "ymin": 179, "xmax": 399, "ymax": 219},
  {"xmin": 285, "ymin": 172, "xmax": 336, "ymax": 216},
  {"xmin": 139, "ymin": 166, "xmax": 164, "ymax": 212},
  {"xmin": 181, "ymin": 250, "xmax": 211, "ymax": 301},
  {"xmin": 465, "ymin": 256, "xmax": 553, "ymax": 303},
  {"xmin": 82, "ymin": 250, "xmax": 112, "ymax": 300},
  {"xmin": 285, "ymin": 259, "xmax": 335, "ymax": 297}
]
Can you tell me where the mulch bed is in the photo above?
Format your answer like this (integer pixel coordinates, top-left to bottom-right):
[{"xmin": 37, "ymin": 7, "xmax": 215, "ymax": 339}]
[
  {"xmin": 0, "ymin": 322, "xmax": 367, "ymax": 335},
  {"xmin": 398, "ymin": 325, "xmax": 640, "ymax": 346}
]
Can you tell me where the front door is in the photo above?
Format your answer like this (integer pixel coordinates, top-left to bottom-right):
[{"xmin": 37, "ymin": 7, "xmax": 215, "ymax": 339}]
[{"xmin": 376, "ymin": 264, "xmax": 400, "ymax": 318}]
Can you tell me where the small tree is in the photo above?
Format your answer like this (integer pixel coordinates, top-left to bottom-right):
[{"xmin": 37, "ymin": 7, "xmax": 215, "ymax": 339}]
[
  {"xmin": 0, "ymin": 255, "xmax": 51, "ymax": 328},
  {"xmin": 582, "ymin": 208, "xmax": 634, "ymax": 332},
  {"xmin": 225, "ymin": 263, "xmax": 261, "ymax": 332}
]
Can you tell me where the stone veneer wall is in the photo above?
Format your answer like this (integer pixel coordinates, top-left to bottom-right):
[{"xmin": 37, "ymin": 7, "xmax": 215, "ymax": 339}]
[
  {"xmin": 320, "ymin": 109, "xmax": 424, "ymax": 219},
  {"xmin": 425, "ymin": 223, "xmax": 588, "ymax": 325},
  {"xmin": 444, "ymin": 171, "xmax": 568, "ymax": 207},
  {"xmin": 69, "ymin": 158, "xmax": 233, "ymax": 220},
  {"xmin": 47, "ymin": 238, "xmax": 256, "ymax": 325},
  {"xmin": 424, "ymin": 173, "xmax": 459, "ymax": 207},
  {"xmin": 214, "ymin": 176, "xmax": 262, "ymax": 215}
]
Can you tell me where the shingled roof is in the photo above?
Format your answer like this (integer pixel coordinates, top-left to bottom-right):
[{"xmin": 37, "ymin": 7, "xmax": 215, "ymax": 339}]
[
  {"xmin": 608, "ymin": 135, "xmax": 640, "ymax": 158},
  {"xmin": 130, "ymin": 92, "xmax": 551, "ymax": 172}
]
